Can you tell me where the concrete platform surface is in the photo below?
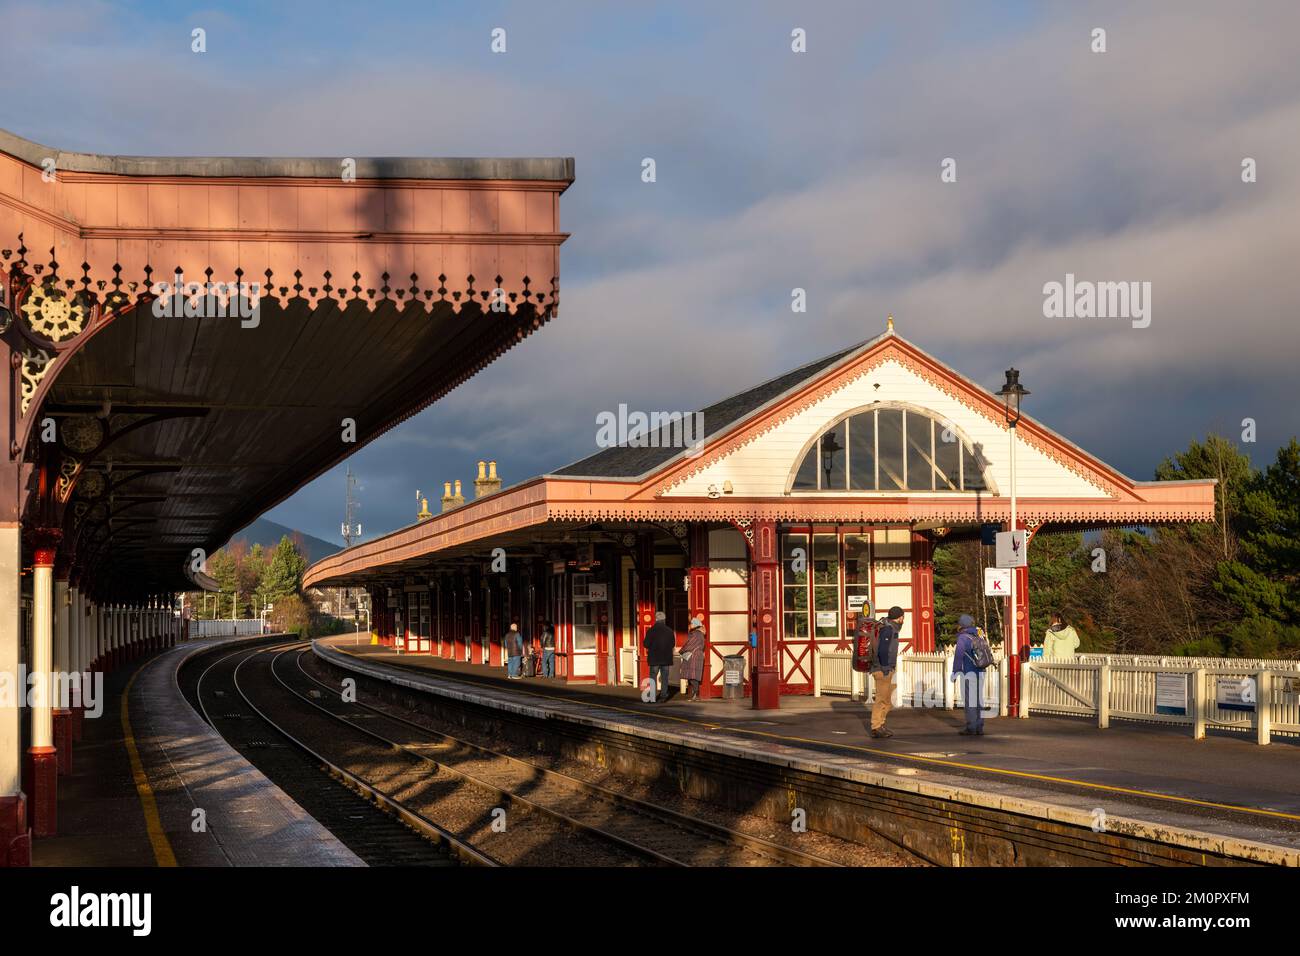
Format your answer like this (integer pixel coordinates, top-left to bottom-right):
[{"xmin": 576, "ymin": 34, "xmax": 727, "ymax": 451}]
[
  {"xmin": 316, "ymin": 636, "xmax": 1300, "ymax": 866},
  {"xmin": 36, "ymin": 636, "xmax": 363, "ymax": 867}
]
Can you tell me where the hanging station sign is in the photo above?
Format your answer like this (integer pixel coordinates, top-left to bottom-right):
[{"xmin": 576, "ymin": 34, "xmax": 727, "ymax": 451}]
[{"xmin": 994, "ymin": 530, "xmax": 1027, "ymax": 568}]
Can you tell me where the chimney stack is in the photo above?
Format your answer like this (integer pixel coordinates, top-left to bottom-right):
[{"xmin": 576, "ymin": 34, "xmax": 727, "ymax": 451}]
[
  {"xmin": 453, "ymin": 479, "xmax": 465, "ymax": 507},
  {"xmin": 475, "ymin": 459, "xmax": 502, "ymax": 498},
  {"xmin": 417, "ymin": 496, "xmax": 432, "ymax": 521},
  {"xmin": 440, "ymin": 480, "xmax": 459, "ymax": 513}
]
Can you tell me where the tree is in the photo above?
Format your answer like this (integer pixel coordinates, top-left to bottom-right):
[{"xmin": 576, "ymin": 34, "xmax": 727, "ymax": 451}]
[
  {"xmin": 1155, "ymin": 433, "xmax": 1253, "ymax": 561},
  {"xmin": 1214, "ymin": 439, "xmax": 1300, "ymax": 658},
  {"xmin": 261, "ymin": 536, "xmax": 307, "ymax": 601},
  {"xmin": 1026, "ymin": 531, "xmax": 1089, "ymax": 644}
]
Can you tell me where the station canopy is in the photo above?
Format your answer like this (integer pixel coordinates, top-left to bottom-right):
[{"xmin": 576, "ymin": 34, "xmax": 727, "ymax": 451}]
[{"xmin": 0, "ymin": 129, "xmax": 574, "ymax": 599}]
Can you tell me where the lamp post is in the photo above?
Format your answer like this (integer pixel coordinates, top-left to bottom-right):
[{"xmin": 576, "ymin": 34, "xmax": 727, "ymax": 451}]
[
  {"xmin": 820, "ymin": 429, "xmax": 842, "ymax": 490},
  {"xmin": 997, "ymin": 368, "xmax": 1030, "ymax": 714}
]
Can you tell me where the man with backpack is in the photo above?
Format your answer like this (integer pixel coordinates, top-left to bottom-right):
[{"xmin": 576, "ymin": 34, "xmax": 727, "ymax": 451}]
[
  {"xmin": 951, "ymin": 614, "xmax": 992, "ymax": 735},
  {"xmin": 868, "ymin": 606, "xmax": 904, "ymax": 738}
]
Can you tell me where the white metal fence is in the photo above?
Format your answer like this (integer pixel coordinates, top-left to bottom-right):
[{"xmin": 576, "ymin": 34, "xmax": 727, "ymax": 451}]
[
  {"xmin": 814, "ymin": 650, "xmax": 1005, "ymax": 714},
  {"xmin": 1079, "ymin": 653, "xmax": 1300, "ymax": 672},
  {"xmin": 1023, "ymin": 660, "xmax": 1300, "ymax": 743},
  {"xmin": 187, "ymin": 617, "xmax": 265, "ymax": 638}
]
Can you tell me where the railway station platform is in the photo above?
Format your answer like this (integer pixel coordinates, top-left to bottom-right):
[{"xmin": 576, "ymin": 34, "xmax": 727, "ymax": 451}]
[
  {"xmin": 34, "ymin": 635, "xmax": 361, "ymax": 867},
  {"xmin": 314, "ymin": 635, "xmax": 1300, "ymax": 867}
]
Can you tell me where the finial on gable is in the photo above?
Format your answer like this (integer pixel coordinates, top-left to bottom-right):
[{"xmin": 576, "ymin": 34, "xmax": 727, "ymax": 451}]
[{"xmin": 886, "ymin": 314, "xmax": 894, "ymax": 334}]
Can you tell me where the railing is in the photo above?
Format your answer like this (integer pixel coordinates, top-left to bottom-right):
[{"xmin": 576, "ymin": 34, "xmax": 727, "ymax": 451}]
[
  {"xmin": 814, "ymin": 650, "xmax": 1005, "ymax": 714},
  {"xmin": 1023, "ymin": 660, "xmax": 1300, "ymax": 743},
  {"xmin": 187, "ymin": 617, "xmax": 265, "ymax": 638},
  {"xmin": 1079, "ymin": 653, "xmax": 1300, "ymax": 671}
]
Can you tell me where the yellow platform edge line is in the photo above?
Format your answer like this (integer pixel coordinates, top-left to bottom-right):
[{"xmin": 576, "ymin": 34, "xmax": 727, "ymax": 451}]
[{"xmin": 120, "ymin": 666, "xmax": 179, "ymax": 867}]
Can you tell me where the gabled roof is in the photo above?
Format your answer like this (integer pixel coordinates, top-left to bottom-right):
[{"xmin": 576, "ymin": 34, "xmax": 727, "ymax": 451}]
[
  {"xmin": 304, "ymin": 327, "xmax": 1217, "ymax": 589},
  {"xmin": 551, "ymin": 338, "xmax": 871, "ymax": 479}
]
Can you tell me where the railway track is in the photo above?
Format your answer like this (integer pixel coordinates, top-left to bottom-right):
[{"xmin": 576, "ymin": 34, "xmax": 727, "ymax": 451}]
[
  {"xmin": 282, "ymin": 644, "xmax": 843, "ymax": 867},
  {"xmin": 183, "ymin": 641, "xmax": 493, "ymax": 867},
  {"xmin": 195, "ymin": 639, "xmax": 842, "ymax": 866}
]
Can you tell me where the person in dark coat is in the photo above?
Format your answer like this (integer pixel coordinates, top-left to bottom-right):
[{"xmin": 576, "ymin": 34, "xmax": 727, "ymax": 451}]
[
  {"xmin": 644, "ymin": 611, "xmax": 676, "ymax": 703},
  {"xmin": 950, "ymin": 614, "xmax": 986, "ymax": 734},
  {"xmin": 870, "ymin": 606, "xmax": 904, "ymax": 738},
  {"xmin": 678, "ymin": 616, "xmax": 707, "ymax": 701},
  {"xmin": 505, "ymin": 622, "xmax": 524, "ymax": 679}
]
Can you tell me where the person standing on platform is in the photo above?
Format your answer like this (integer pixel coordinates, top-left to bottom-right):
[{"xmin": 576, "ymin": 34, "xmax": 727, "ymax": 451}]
[
  {"xmin": 1043, "ymin": 612, "xmax": 1081, "ymax": 659},
  {"xmin": 869, "ymin": 607, "xmax": 904, "ymax": 738},
  {"xmin": 540, "ymin": 620, "xmax": 556, "ymax": 678},
  {"xmin": 505, "ymin": 622, "xmax": 524, "ymax": 679},
  {"xmin": 951, "ymin": 614, "xmax": 987, "ymax": 735},
  {"xmin": 644, "ymin": 611, "xmax": 676, "ymax": 703},
  {"xmin": 679, "ymin": 616, "xmax": 707, "ymax": 702}
]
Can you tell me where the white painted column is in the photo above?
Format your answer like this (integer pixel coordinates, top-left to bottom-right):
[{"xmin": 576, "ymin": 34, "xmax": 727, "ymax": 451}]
[
  {"xmin": 91, "ymin": 603, "xmax": 101, "ymax": 669},
  {"xmin": 0, "ymin": 524, "xmax": 20, "ymax": 802},
  {"xmin": 69, "ymin": 586, "xmax": 81, "ymax": 676},
  {"xmin": 52, "ymin": 582, "xmax": 70, "ymax": 749},
  {"xmin": 111, "ymin": 605, "xmax": 120, "ymax": 665},
  {"xmin": 31, "ymin": 555, "xmax": 55, "ymax": 752},
  {"xmin": 80, "ymin": 593, "xmax": 90, "ymax": 672},
  {"xmin": 53, "ymin": 578, "xmax": 69, "ymax": 693},
  {"xmin": 29, "ymin": 541, "xmax": 61, "ymax": 834}
]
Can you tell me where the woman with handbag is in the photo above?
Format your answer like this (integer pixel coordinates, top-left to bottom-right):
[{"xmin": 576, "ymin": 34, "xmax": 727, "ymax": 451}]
[{"xmin": 679, "ymin": 616, "xmax": 707, "ymax": 702}]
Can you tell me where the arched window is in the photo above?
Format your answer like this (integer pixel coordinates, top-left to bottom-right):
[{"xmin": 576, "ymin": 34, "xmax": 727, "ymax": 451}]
[{"xmin": 789, "ymin": 406, "xmax": 991, "ymax": 493}]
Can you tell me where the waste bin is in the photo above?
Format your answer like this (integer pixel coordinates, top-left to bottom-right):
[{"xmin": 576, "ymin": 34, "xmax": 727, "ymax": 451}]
[{"xmin": 723, "ymin": 655, "xmax": 746, "ymax": 699}]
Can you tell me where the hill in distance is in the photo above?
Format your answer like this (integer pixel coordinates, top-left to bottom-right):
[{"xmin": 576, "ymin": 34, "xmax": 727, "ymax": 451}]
[{"xmin": 227, "ymin": 517, "xmax": 343, "ymax": 565}]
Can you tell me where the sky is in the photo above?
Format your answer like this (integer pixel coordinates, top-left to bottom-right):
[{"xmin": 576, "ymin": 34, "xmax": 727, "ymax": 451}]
[{"xmin": 3, "ymin": 0, "xmax": 1297, "ymax": 548}]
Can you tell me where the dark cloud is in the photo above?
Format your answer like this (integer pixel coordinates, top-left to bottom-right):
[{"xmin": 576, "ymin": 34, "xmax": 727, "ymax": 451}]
[{"xmin": 2, "ymin": 0, "xmax": 1295, "ymax": 544}]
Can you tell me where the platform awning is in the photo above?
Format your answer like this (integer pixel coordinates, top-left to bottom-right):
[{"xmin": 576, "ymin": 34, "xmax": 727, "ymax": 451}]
[{"xmin": 0, "ymin": 129, "xmax": 574, "ymax": 599}]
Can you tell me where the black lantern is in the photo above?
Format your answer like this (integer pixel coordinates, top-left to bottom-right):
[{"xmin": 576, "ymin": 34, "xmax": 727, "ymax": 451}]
[
  {"xmin": 820, "ymin": 429, "xmax": 842, "ymax": 489},
  {"xmin": 997, "ymin": 368, "xmax": 1030, "ymax": 426}
]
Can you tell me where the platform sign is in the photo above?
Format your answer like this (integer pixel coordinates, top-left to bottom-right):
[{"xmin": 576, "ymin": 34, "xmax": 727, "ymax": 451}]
[
  {"xmin": 1282, "ymin": 677, "xmax": 1300, "ymax": 704},
  {"xmin": 1215, "ymin": 676, "xmax": 1256, "ymax": 712},
  {"xmin": 1155, "ymin": 672, "xmax": 1188, "ymax": 716},
  {"xmin": 847, "ymin": 594, "xmax": 871, "ymax": 612},
  {"xmin": 588, "ymin": 583, "xmax": 608, "ymax": 601},
  {"xmin": 994, "ymin": 530, "xmax": 1027, "ymax": 568},
  {"xmin": 983, "ymin": 567, "xmax": 1012, "ymax": 596}
]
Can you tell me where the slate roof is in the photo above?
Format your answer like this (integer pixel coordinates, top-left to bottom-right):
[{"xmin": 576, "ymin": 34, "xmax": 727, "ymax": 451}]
[{"xmin": 550, "ymin": 337, "xmax": 878, "ymax": 480}]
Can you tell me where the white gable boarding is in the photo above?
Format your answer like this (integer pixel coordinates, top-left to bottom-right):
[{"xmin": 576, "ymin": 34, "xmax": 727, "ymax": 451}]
[{"xmin": 663, "ymin": 358, "xmax": 1109, "ymax": 500}]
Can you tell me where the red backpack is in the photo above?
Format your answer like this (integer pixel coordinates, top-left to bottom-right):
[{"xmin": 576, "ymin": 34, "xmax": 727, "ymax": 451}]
[{"xmin": 851, "ymin": 618, "xmax": 884, "ymax": 672}]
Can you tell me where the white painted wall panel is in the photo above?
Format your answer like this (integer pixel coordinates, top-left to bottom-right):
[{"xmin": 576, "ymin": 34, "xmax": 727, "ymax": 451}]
[
  {"xmin": 708, "ymin": 529, "xmax": 748, "ymax": 559},
  {"xmin": 710, "ymin": 587, "xmax": 750, "ymax": 613},
  {"xmin": 708, "ymin": 566, "xmax": 746, "ymax": 586},
  {"xmin": 710, "ymin": 615, "xmax": 748, "ymax": 643}
]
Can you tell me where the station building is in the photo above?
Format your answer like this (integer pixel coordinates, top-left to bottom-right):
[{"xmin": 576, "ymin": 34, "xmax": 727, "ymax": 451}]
[{"xmin": 304, "ymin": 322, "xmax": 1217, "ymax": 708}]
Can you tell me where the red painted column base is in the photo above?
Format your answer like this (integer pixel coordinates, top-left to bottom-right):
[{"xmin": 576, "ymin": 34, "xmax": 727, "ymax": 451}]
[
  {"xmin": 22, "ymin": 748, "xmax": 57, "ymax": 837},
  {"xmin": 53, "ymin": 710, "xmax": 73, "ymax": 775},
  {"xmin": 0, "ymin": 794, "xmax": 31, "ymax": 866},
  {"xmin": 751, "ymin": 666, "xmax": 781, "ymax": 710}
]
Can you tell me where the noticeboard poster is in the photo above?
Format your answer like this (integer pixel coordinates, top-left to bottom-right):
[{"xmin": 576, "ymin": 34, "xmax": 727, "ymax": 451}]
[
  {"xmin": 1155, "ymin": 672, "xmax": 1188, "ymax": 715},
  {"xmin": 1215, "ymin": 676, "xmax": 1256, "ymax": 712}
]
